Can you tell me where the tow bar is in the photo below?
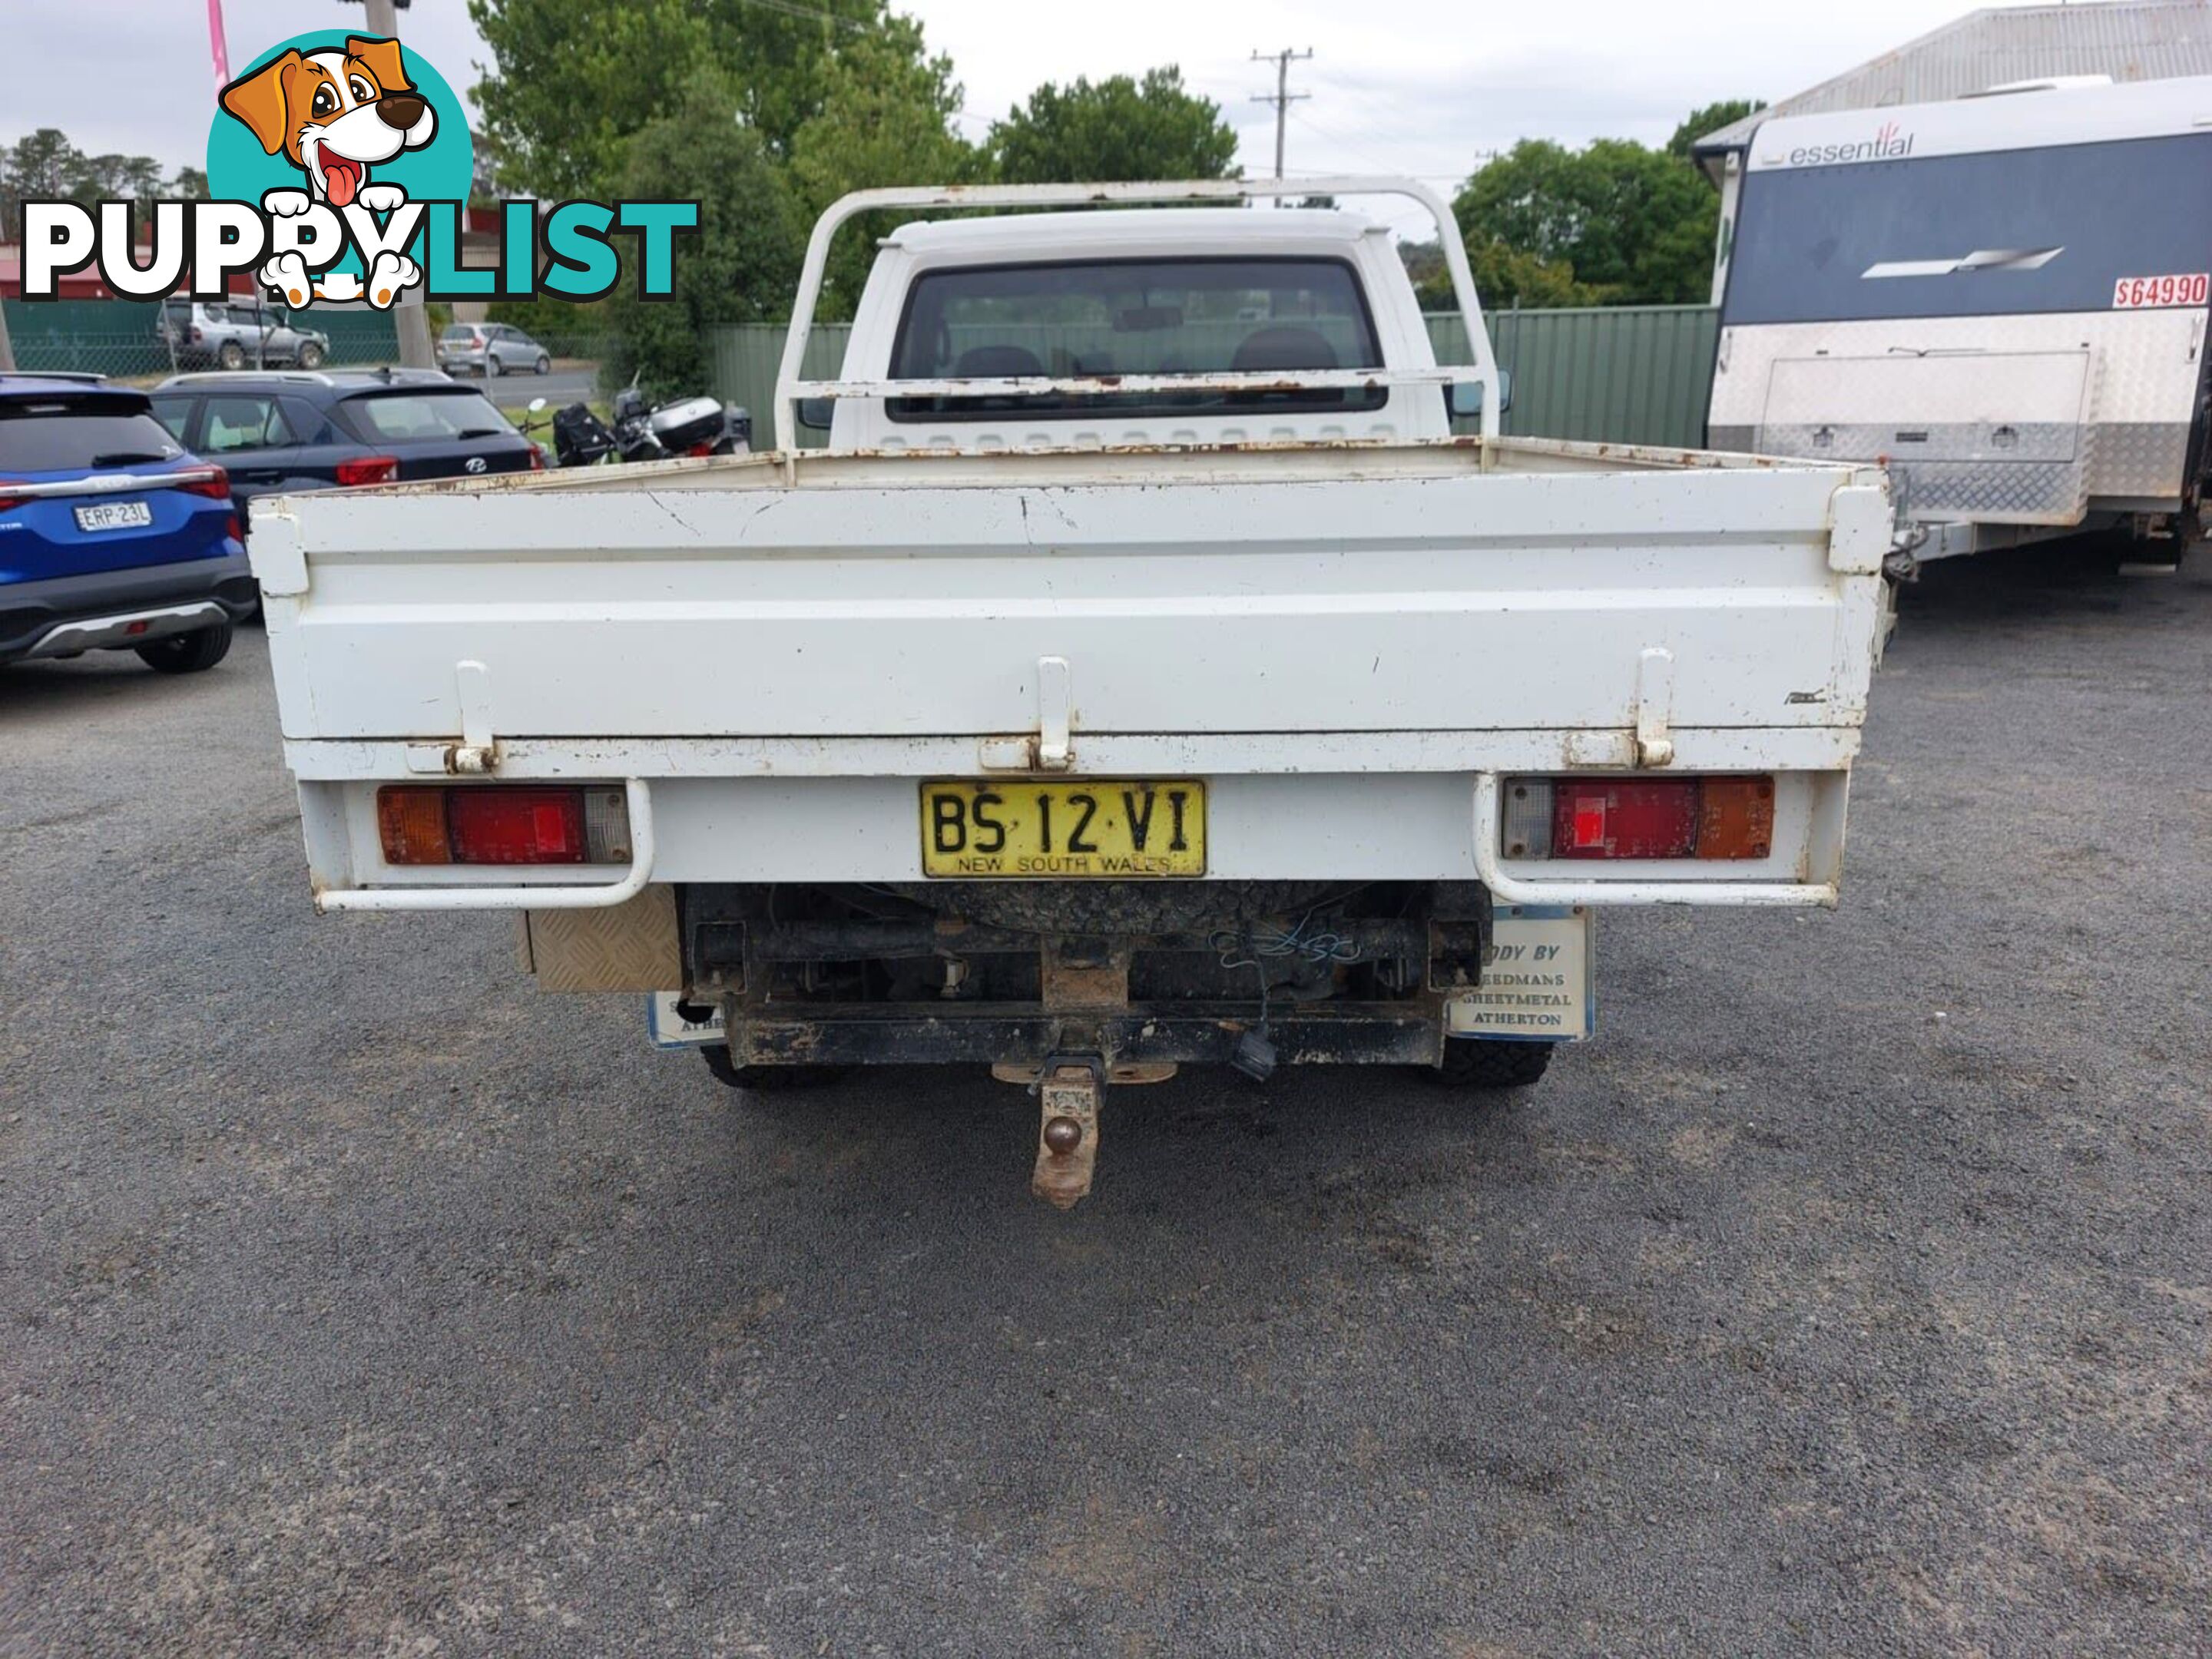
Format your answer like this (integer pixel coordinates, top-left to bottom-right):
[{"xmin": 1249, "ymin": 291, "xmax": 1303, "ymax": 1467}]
[{"xmin": 1030, "ymin": 1060, "xmax": 1104, "ymax": 1210}]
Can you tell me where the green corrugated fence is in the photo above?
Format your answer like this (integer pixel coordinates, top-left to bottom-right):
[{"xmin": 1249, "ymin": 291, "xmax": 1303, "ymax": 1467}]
[{"xmin": 707, "ymin": 305, "xmax": 1720, "ymax": 450}]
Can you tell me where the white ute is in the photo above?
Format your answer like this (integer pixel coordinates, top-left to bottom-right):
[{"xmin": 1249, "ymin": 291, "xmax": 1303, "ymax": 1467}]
[{"xmin": 253, "ymin": 179, "xmax": 1894, "ymax": 1206}]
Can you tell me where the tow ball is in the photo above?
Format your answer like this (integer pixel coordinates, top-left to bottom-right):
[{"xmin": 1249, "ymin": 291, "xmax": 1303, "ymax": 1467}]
[{"xmin": 1030, "ymin": 1061, "xmax": 1104, "ymax": 1210}]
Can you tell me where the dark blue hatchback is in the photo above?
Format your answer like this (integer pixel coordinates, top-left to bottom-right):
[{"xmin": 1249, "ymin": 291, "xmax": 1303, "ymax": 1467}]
[{"xmin": 0, "ymin": 376, "xmax": 255, "ymax": 673}]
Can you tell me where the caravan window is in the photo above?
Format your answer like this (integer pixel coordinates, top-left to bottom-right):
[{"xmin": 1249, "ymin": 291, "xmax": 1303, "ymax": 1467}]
[{"xmin": 1723, "ymin": 131, "xmax": 2212, "ymax": 326}]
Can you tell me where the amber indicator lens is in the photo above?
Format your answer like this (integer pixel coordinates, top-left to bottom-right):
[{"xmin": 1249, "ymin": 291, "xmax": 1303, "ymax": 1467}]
[{"xmin": 376, "ymin": 786, "xmax": 452, "ymax": 866}]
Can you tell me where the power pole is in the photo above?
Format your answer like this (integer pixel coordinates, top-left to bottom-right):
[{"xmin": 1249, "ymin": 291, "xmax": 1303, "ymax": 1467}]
[
  {"xmin": 349, "ymin": 0, "xmax": 436, "ymax": 370},
  {"xmin": 1250, "ymin": 48, "xmax": 1313, "ymax": 186}
]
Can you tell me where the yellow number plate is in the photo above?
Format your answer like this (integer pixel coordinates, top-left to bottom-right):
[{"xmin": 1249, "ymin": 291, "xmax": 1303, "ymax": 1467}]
[{"xmin": 919, "ymin": 780, "xmax": 1206, "ymax": 878}]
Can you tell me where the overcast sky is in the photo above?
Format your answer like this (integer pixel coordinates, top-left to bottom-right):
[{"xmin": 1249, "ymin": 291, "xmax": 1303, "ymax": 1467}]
[{"xmin": 18, "ymin": 0, "xmax": 1985, "ymax": 190}]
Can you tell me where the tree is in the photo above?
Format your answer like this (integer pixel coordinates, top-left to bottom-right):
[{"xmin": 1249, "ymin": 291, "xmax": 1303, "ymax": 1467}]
[
  {"xmin": 4, "ymin": 129, "xmax": 83, "ymax": 227},
  {"xmin": 1668, "ymin": 99, "xmax": 1765, "ymax": 162},
  {"xmin": 71, "ymin": 153, "xmax": 165, "ymax": 209},
  {"xmin": 786, "ymin": 31, "xmax": 982, "ymax": 318},
  {"xmin": 603, "ymin": 70, "xmax": 806, "ymax": 400},
  {"xmin": 469, "ymin": 0, "xmax": 955, "ymax": 199},
  {"xmin": 989, "ymin": 68, "xmax": 1237, "ymax": 184},
  {"xmin": 1450, "ymin": 134, "xmax": 1718, "ymax": 306}
]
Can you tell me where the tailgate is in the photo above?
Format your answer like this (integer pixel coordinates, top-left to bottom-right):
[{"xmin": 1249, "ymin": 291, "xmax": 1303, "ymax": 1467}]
[{"xmin": 255, "ymin": 459, "xmax": 1885, "ymax": 747}]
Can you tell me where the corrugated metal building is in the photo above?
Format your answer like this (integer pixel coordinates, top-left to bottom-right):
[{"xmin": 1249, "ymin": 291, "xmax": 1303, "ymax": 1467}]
[
  {"xmin": 1690, "ymin": 1, "xmax": 2212, "ymax": 300},
  {"xmin": 1697, "ymin": 0, "xmax": 2212, "ymax": 152}
]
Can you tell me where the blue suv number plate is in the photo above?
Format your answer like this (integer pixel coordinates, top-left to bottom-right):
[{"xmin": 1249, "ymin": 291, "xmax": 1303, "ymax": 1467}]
[{"xmin": 74, "ymin": 501, "xmax": 152, "ymax": 532}]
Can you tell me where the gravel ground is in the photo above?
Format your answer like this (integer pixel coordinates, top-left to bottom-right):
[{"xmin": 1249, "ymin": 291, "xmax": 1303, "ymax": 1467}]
[{"xmin": 2, "ymin": 551, "xmax": 2208, "ymax": 1657}]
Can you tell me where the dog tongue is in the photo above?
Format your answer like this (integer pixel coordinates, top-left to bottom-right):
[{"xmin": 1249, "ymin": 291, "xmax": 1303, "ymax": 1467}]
[{"xmin": 323, "ymin": 157, "xmax": 363, "ymax": 207}]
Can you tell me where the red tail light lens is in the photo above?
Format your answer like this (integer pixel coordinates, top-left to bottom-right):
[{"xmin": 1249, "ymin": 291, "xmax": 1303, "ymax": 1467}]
[
  {"xmin": 1555, "ymin": 780, "xmax": 1700, "ymax": 859},
  {"xmin": 1502, "ymin": 776, "xmax": 1776, "ymax": 862},
  {"xmin": 376, "ymin": 785, "xmax": 630, "ymax": 866},
  {"xmin": 336, "ymin": 455, "xmax": 399, "ymax": 487},
  {"xmin": 225, "ymin": 513, "xmax": 243, "ymax": 542},
  {"xmin": 0, "ymin": 482, "xmax": 24, "ymax": 513},
  {"xmin": 528, "ymin": 446, "xmax": 545, "ymax": 471},
  {"xmin": 449, "ymin": 788, "xmax": 587, "ymax": 864},
  {"xmin": 177, "ymin": 465, "xmax": 230, "ymax": 500}
]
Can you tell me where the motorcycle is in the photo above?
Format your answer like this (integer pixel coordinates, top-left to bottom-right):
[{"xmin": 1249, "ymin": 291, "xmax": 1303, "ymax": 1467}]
[
  {"xmin": 518, "ymin": 382, "xmax": 752, "ymax": 470},
  {"xmin": 609, "ymin": 376, "xmax": 752, "ymax": 462}
]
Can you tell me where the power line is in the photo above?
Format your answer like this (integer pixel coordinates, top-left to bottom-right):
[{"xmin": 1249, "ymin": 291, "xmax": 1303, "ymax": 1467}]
[
  {"xmin": 1286, "ymin": 108, "xmax": 1401, "ymax": 177},
  {"xmin": 1249, "ymin": 47, "xmax": 1313, "ymax": 184}
]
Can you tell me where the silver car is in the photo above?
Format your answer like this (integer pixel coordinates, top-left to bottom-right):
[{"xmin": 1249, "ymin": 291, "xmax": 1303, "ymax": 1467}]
[
  {"xmin": 437, "ymin": 323, "xmax": 553, "ymax": 378},
  {"xmin": 156, "ymin": 300, "xmax": 329, "ymax": 371}
]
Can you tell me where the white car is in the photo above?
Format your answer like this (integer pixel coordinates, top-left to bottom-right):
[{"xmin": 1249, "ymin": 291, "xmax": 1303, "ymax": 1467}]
[
  {"xmin": 437, "ymin": 322, "xmax": 552, "ymax": 378},
  {"xmin": 251, "ymin": 179, "xmax": 1894, "ymax": 1207},
  {"xmin": 156, "ymin": 300, "xmax": 329, "ymax": 371}
]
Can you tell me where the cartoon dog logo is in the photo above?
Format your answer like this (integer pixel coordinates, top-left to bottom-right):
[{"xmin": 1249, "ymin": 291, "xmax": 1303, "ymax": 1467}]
[{"xmin": 218, "ymin": 35, "xmax": 431, "ymax": 308}]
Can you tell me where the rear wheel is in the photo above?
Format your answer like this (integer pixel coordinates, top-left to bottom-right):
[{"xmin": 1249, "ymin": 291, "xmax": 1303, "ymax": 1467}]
[
  {"xmin": 217, "ymin": 340, "xmax": 246, "ymax": 369},
  {"xmin": 135, "ymin": 620, "xmax": 233, "ymax": 674},
  {"xmin": 534, "ymin": 353, "xmax": 551, "ymax": 375},
  {"xmin": 700, "ymin": 1045, "xmax": 850, "ymax": 1091},
  {"xmin": 485, "ymin": 354, "xmax": 503, "ymax": 378},
  {"xmin": 1423, "ymin": 1038, "xmax": 1555, "ymax": 1089}
]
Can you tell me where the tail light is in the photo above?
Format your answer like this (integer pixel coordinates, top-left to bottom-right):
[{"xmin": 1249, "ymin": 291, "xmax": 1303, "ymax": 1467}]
[
  {"xmin": 528, "ymin": 446, "xmax": 545, "ymax": 471},
  {"xmin": 336, "ymin": 455, "xmax": 400, "ymax": 487},
  {"xmin": 225, "ymin": 513, "xmax": 243, "ymax": 541},
  {"xmin": 0, "ymin": 482, "xmax": 23, "ymax": 512},
  {"xmin": 1501, "ymin": 777, "xmax": 1775, "ymax": 861},
  {"xmin": 177, "ymin": 465, "xmax": 230, "ymax": 500},
  {"xmin": 376, "ymin": 784, "xmax": 632, "ymax": 866},
  {"xmin": 189, "ymin": 326, "xmax": 203, "ymax": 343}
]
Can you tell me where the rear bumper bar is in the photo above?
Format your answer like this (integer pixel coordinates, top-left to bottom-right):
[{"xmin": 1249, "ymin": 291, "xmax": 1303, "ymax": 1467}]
[
  {"xmin": 19, "ymin": 601, "xmax": 229, "ymax": 661},
  {"xmin": 0, "ymin": 551, "xmax": 257, "ymax": 664},
  {"xmin": 724, "ymin": 1001, "xmax": 1447, "ymax": 1069}
]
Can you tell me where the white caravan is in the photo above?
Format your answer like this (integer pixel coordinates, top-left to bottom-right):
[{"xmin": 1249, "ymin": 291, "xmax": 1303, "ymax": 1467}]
[
  {"xmin": 250, "ymin": 180, "xmax": 1894, "ymax": 1206},
  {"xmin": 1704, "ymin": 77, "xmax": 2212, "ymax": 561}
]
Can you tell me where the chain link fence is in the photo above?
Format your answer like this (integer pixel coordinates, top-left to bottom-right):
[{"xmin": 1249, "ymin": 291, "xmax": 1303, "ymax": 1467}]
[
  {"xmin": 4, "ymin": 299, "xmax": 401, "ymax": 382},
  {"xmin": 3, "ymin": 302, "xmax": 611, "ymax": 386}
]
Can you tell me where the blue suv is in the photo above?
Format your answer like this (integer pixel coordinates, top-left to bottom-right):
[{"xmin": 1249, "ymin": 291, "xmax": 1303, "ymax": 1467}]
[{"xmin": 1, "ymin": 376, "xmax": 254, "ymax": 674}]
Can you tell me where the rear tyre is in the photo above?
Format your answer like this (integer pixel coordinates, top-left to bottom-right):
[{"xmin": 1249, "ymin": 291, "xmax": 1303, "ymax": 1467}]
[
  {"xmin": 1423, "ymin": 1038, "xmax": 1555, "ymax": 1089},
  {"xmin": 534, "ymin": 354, "xmax": 551, "ymax": 375},
  {"xmin": 217, "ymin": 341, "xmax": 246, "ymax": 369},
  {"xmin": 296, "ymin": 341, "xmax": 326, "ymax": 369},
  {"xmin": 486, "ymin": 354, "xmax": 503, "ymax": 378},
  {"xmin": 135, "ymin": 620, "xmax": 233, "ymax": 674},
  {"xmin": 700, "ymin": 1045, "xmax": 851, "ymax": 1092}
]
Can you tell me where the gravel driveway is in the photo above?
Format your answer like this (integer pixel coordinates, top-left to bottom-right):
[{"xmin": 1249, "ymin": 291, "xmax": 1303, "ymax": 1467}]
[{"xmin": 2, "ymin": 551, "xmax": 2207, "ymax": 1657}]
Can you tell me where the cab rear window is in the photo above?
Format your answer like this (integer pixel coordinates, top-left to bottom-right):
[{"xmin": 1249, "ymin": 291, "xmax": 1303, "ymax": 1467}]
[
  {"xmin": 887, "ymin": 256, "xmax": 1385, "ymax": 420},
  {"xmin": 0, "ymin": 399, "xmax": 184, "ymax": 471}
]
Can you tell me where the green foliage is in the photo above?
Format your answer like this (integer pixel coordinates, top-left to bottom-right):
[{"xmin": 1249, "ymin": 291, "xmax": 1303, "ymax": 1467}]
[
  {"xmin": 1450, "ymin": 132, "xmax": 1720, "ymax": 306},
  {"xmin": 786, "ymin": 32, "xmax": 982, "ymax": 319},
  {"xmin": 1669, "ymin": 99, "xmax": 1766, "ymax": 161},
  {"xmin": 601, "ymin": 72, "xmax": 805, "ymax": 400},
  {"xmin": 989, "ymin": 68, "xmax": 1238, "ymax": 184},
  {"xmin": 1400, "ymin": 235, "xmax": 1596, "ymax": 313},
  {"xmin": 467, "ymin": 0, "xmax": 950, "ymax": 199},
  {"xmin": 0, "ymin": 129, "xmax": 200, "ymax": 227},
  {"xmin": 485, "ymin": 294, "xmax": 614, "ymax": 349}
]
